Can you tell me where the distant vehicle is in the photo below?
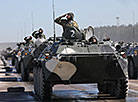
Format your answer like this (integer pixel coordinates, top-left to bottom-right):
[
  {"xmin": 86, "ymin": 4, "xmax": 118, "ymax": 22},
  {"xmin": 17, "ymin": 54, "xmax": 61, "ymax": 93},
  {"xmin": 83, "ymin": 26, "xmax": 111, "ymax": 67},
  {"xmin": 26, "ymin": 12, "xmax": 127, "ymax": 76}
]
[
  {"xmin": 127, "ymin": 45, "xmax": 138, "ymax": 79},
  {"xmin": 20, "ymin": 45, "xmax": 34, "ymax": 81},
  {"xmin": 13, "ymin": 42, "xmax": 25, "ymax": 73},
  {"xmin": 33, "ymin": 26, "xmax": 128, "ymax": 100},
  {"xmin": 20, "ymin": 40, "xmax": 50, "ymax": 81},
  {"xmin": 1, "ymin": 47, "xmax": 13, "ymax": 60}
]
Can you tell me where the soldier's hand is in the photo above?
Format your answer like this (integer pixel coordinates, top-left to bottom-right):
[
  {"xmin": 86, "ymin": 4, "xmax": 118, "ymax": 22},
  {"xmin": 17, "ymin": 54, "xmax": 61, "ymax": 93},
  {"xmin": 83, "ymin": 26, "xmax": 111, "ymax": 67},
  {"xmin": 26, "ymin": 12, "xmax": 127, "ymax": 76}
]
[
  {"xmin": 62, "ymin": 14, "xmax": 67, "ymax": 17},
  {"xmin": 33, "ymin": 31, "xmax": 37, "ymax": 33}
]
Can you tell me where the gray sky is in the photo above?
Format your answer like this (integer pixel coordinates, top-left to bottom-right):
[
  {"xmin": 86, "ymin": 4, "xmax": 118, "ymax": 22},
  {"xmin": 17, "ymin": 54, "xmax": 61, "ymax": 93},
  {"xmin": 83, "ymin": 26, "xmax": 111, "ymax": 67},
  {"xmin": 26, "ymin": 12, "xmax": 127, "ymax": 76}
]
[{"xmin": 0, "ymin": 0, "xmax": 138, "ymax": 42}]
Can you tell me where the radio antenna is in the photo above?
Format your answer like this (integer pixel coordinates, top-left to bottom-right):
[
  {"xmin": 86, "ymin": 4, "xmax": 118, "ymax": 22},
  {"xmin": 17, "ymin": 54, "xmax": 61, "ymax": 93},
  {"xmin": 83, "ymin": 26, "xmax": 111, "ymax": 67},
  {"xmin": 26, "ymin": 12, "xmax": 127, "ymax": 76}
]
[
  {"xmin": 52, "ymin": 0, "xmax": 56, "ymax": 42},
  {"xmin": 32, "ymin": 11, "xmax": 34, "ymax": 32},
  {"xmin": 132, "ymin": 10, "xmax": 135, "ymax": 45}
]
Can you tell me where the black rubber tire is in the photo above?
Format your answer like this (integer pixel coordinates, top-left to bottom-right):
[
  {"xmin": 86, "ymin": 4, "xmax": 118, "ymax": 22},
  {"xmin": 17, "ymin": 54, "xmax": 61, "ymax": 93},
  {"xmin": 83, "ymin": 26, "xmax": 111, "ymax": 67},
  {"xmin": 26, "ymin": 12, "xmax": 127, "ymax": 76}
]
[
  {"xmin": 15, "ymin": 58, "xmax": 21, "ymax": 73},
  {"xmin": 128, "ymin": 59, "xmax": 137, "ymax": 79},
  {"xmin": 115, "ymin": 79, "xmax": 128, "ymax": 99},
  {"xmin": 33, "ymin": 65, "xmax": 38, "ymax": 95},
  {"xmin": 36, "ymin": 66, "xmax": 52, "ymax": 100},
  {"xmin": 102, "ymin": 79, "xmax": 128, "ymax": 99},
  {"xmin": 12, "ymin": 57, "xmax": 15, "ymax": 66},
  {"xmin": 98, "ymin": 82, "xmax": 109, "ymax": 94},
  {"xmin": 97, "ymin": 83, "xmax": 104, "ymax": 93},
  {"xmin": 20, "ymin": 60, "xmax": 30, "ymax": 81}
]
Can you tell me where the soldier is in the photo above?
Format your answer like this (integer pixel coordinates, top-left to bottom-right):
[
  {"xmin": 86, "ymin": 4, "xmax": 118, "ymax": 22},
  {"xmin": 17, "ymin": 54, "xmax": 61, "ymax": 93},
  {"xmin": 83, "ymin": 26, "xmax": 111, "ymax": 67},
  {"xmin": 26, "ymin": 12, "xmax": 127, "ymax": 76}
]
[
  {"xmin": 54, "ymin": 12, "xmax": 79, "ymax": 32},
  {"xmin": 24, "ymin": 36, "xmax": 33, "ymax": 46},
  {"xmin": 32, "ymin": 28, "xmax": 46, "ymax": 39},
  {"xmin": 32, "ymin": 28, "xmax": 46, "ymax": 47}
]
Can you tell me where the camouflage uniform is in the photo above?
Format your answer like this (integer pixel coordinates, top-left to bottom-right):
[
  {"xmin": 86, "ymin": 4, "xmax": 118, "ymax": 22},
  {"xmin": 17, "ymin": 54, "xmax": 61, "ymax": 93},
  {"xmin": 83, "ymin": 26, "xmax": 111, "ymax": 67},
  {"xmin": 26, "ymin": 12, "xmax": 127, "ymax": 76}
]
[{"xmin": 54, "ymin": 14, "xmax": 79, "ymax": 32}]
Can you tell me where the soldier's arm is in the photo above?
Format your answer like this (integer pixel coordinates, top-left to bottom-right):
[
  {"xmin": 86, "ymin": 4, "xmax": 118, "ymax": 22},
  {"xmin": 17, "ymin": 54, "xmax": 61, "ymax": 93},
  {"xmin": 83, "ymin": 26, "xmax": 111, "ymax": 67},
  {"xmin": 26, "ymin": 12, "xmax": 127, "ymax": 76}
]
[
  {"xmin": 73, "ymin": 21, "xmax": 79, "ymax": 29},
  {"xmin": 24, "ymin": 37, "xmax": 27, "ymax": 41},
  {"xmin": 43, "ymin": 34, "xmax": 46, "ymax": 39},
  {"xmin": 32, "ymin": 31, "xmax": 37, "ymax": 38},
  {"xmin": 54, "ymin": 14, "xmax": 66, "ymax": 26}
]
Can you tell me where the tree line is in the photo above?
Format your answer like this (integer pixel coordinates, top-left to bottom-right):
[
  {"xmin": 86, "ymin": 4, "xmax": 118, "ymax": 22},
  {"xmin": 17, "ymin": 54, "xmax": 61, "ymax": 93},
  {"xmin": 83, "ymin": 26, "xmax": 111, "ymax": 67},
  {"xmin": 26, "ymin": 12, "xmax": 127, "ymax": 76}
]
[{"xmin": 94, "ymin": 23, "xmax": 138, "ymax": 43}]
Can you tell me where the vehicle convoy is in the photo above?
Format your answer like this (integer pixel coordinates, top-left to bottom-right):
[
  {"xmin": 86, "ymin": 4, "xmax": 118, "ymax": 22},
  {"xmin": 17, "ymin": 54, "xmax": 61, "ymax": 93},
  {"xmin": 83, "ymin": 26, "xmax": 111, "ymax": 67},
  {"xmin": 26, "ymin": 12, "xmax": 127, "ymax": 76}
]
[
  {"xmin": 20, "ymin": 40, "xmax": 49, "ymax": 81},
  {"xmin": 33, "ymin": 26, "xmax": 128, "ymax": 100},
  {"xmin": 14, "ymin": 42, "xmax": 25, "ymax": 73},
  {"xmin": 20, "ymin": 45, "xmax": 34, "ymax": 81},
  {"xmin": 126, "ymin": 45, "xmax": 138, "ymax": 79},
  {"xmin": 115, "ymin": 43, "xmax": 138, "ymax": 79},
  {"xmin": 0, "ymin": 47, "xmax": 12, "ymax": 66},
  {"xmin": 1, "ymin": 47, "xmax": 13, "ymax": 61}
]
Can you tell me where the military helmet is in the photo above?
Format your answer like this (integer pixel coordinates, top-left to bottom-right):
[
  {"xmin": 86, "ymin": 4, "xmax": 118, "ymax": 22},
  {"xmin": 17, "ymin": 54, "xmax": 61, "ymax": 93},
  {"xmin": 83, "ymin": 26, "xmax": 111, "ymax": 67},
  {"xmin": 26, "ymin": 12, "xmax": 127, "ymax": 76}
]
[
  {"xmin": 39, "ymin": 28, "xmax": 43, "ymax": 33},
  {"xmin": 67, "ymin": 12, "xmax": 74, "ymax": 19}
]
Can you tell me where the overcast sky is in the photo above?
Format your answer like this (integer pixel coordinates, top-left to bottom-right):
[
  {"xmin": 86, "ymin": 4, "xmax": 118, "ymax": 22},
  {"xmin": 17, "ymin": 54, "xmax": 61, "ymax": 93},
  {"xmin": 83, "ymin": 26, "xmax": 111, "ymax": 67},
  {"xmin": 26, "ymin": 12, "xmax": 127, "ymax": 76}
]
[{"xmin": 0, "ymin": 0, "xmax": 138, "ymax": 42}]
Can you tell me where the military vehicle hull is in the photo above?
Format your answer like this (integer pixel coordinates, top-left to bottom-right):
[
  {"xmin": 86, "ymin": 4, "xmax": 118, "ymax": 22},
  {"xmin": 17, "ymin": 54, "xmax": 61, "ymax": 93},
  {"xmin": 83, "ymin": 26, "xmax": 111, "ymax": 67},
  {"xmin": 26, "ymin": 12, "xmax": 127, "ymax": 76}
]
[
  {"xmin": 33, "ymin": 26, "xmax": 128, "ymax": 100},
  {"xmin": 127, "ymin": 46, "xmax": 138, "ymax": 79},
  {"xmin": 20, "ymin": 41, "xmax": 49, "ymax": 81},
  {"xmin": 33, "ymin": 48, "xmax": 128, "ymax": 100},
  {"xmin": 20, "ymin": 54, "xmax": 33, "ymax": 81},
  {"xmin": 40, "ymin": 53, "xmax": 127, "ymax": 83}
]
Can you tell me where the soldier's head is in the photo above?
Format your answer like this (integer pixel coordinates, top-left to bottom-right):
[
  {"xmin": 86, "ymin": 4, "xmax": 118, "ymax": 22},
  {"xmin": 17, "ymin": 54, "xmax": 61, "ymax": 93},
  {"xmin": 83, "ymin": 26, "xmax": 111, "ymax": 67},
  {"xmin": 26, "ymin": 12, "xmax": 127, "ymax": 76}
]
[
  {"xmin": 66, "ymin": 12, "xmax": 74, "ymax": 20},
  {"xmin": 39, "ymin": 28, "xmax": 43, "ymax": 34}
]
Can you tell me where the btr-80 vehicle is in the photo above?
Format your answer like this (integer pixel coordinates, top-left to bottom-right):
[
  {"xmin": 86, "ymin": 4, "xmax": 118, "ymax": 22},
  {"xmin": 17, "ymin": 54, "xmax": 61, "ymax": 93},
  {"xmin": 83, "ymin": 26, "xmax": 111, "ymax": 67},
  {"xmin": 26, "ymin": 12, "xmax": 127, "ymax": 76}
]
[
  {"xmin": 20, "ymin": 40, "xmax": 49, "ymax": 81},
  {"xmin": 33, "ymin": 26, "xmax": 128, "ymax": 100},
  {"xmin": 14, "ymin": 42, "xmax": 25, "ymax": 73},
  {"xmin": 127, "ymin": 45, "xmax": 138, "ymax": 79},
  {"xmin": 20, "ymin": 44, "xmax": 34, "ymax": 81}
]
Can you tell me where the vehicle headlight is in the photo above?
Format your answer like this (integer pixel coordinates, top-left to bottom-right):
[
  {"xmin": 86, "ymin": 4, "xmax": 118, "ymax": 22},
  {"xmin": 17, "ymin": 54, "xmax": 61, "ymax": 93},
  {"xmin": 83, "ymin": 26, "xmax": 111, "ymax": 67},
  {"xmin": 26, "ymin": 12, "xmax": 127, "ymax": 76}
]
[
  {"xmin": 134, "ymin": 50, "xmax": 137, "ymax": 56},
  {"xmin": 24, "ymin": 52, "xmax": 28, "ymax": 56},
  {"xmin": 45, "ymin": 53, "xmax": 50, "ymax": 59}
]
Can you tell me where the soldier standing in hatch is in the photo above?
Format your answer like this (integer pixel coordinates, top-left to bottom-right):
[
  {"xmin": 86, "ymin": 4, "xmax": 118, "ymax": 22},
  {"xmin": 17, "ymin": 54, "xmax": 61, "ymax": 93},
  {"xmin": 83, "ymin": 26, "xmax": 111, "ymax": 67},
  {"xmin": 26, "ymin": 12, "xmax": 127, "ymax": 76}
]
[
  {"xmin": 32, "ymin": 28, "xmax": 46, "ymax": 47},
  {"xmin": 54, "ymin": 12, "xmax": 79, "ymax": 32},
  {"xmin": 32, "ymin": 28, "xmax": 46, "ymax": 39},
  {"xmin": 24, "ymin": 36, "xmax": 33, "ymax": 47}
]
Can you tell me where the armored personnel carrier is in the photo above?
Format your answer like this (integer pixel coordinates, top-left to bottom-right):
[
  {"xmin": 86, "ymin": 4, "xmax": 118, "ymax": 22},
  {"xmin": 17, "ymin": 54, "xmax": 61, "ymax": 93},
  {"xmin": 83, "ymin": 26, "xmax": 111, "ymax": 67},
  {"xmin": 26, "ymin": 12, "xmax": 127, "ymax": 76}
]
[
  {"xmin": 14, "ymin": 42, "xmax": 25, "ymax": 73},
  {"xmin": 115, "ymin": 43, "xmax": 138, "ymax": 79},
  {"xmin": 20, "ymin": 45, "xmax": 34, "ymax": 81},
  {"xmin": 33, "ymin": 26, "xmax": 128, "ymax": 100},
  {"xmin": 1, "ymin": 47, "xmax": 13, "ymax": 60},
  {"xmin": 127, "ymin": 45, "xmax": 138, "ymax": 79},
  {"xmin": 20, "ymin": 41, "xmax": 49, "ymax": 81}
]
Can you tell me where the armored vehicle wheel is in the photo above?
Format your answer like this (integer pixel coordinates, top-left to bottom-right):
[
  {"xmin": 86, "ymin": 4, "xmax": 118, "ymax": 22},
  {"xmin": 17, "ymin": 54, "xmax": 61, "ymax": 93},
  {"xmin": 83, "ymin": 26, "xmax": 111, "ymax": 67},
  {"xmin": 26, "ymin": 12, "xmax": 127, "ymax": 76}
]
[
  {"xmin": 33, "ymin": 65, "xmax": 40, "ymax": 96},
  {"xmin": 106, "ymin": 79, "xmax": 127, "ymax": 99},
  {"xmin": 98, "ymin": 82, "xmax": 109, "ymax": 94},
  {"xmin": 15, "ymin": 58, "xmax": 21, "ymax": 73},
  {"xmin": 100, "ymin": 79, "xmax": 128, "ymax": 99},
  {"xmin": 128, "ymin": 59, "xmax": 137, "ymax": 79},
  {"xmin": 12, "ymin": 57, "xmax": 15, "ymax": 66},
  {"xmin": 35, "ymin": 66, "xmax": 52, "ymax": 100},
  {"xmin": 33, "ymin": 66, "xmax": 38, "ymax": 95},
  {"xmin": 114, "ymin": 79, "xmax": 128, "ymax": 99},
  {"xmin": 20, "ymin": 60, "xmax": 29, "ymax": 81},
  {"xmin": 97, "ymin": 83, "xmax": 104, "ymax": 93}
]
